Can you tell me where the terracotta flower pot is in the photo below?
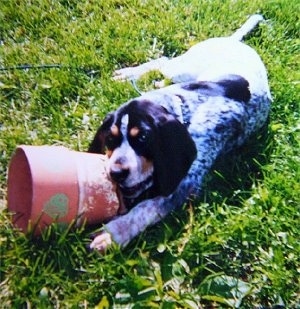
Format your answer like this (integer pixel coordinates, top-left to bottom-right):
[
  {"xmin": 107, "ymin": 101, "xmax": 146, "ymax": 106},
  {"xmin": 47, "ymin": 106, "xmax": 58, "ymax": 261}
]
[{"xmin": 7, "ymin": 145, "xmax": 119, "ymax": 235}]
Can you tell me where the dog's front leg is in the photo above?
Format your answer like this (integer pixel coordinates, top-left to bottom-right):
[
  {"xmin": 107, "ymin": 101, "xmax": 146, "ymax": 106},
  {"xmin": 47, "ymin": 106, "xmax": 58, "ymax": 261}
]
[
  {"xmin": 89, "ymin": 176, "xmax": 201, "ymax": 251},
  {"xmin": 90, "ymin": 195, "xmax": 167, "ymax": 251}
]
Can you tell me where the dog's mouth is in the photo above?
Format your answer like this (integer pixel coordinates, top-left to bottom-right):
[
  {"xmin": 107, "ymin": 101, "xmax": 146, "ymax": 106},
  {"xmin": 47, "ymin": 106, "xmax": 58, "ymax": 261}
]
[{"xmin": 119, "ymin": 176, "xmax": 153, "ymax": 198}]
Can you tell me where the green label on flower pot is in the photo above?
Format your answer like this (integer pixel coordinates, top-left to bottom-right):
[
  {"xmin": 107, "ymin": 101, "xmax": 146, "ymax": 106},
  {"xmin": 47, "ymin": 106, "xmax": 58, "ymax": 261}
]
[{"xmin": 43, "ymin": 193, "xmax": 69, "ymax": 219}]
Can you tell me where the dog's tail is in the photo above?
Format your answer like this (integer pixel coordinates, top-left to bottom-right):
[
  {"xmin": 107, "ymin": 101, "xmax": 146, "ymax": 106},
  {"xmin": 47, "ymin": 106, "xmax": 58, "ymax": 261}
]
[{"xmin": 230, "ymin": 14, "xmax": 264, "ymax": 41}]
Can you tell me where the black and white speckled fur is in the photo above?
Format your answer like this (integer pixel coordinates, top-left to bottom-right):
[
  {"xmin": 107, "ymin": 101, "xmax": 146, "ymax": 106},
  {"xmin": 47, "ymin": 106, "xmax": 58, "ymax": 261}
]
[{"xmin": 89, "ymin": 15, "xmax": 271, "ymax": 251}]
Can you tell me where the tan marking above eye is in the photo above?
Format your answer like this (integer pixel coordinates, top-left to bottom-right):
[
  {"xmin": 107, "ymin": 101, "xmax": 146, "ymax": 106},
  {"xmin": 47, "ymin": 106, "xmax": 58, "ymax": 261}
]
[
  {"xmin": 130, "ymin": 127, "xmax": 140, "ymax": 137},
  {"xmin": 111, "ymin": 124, "xmax": 119, "ymax": 136}
]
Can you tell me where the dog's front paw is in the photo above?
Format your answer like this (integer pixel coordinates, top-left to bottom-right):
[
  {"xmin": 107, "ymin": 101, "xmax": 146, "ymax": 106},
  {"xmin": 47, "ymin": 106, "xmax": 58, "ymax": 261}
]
[{"xmin": 90, "ymin": 231, "xmax": 113, "ymax": 253}]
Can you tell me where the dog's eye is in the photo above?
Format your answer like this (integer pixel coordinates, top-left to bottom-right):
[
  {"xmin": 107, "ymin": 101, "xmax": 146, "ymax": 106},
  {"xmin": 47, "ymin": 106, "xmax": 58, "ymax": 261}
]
[
  {"xmin": 105, "ymin": 134, "xmax": 121, "ymax": 150},
  {"xmin": 128, "ymin": 127, "xmax": 153, "ymax": 156},
  {"xmin": 136, "ymin": 130, "xmax": 150, "ymax": 144},
  {"xmin": 138, "ymin": 132, "xmax": 148, "ymax": 143}
]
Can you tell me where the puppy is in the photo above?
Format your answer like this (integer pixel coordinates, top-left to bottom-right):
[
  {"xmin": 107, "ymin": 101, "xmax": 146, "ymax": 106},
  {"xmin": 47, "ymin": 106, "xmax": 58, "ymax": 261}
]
[{"xmin": 89, "ymin": 15, "xmax": 271, "ymax": 251}]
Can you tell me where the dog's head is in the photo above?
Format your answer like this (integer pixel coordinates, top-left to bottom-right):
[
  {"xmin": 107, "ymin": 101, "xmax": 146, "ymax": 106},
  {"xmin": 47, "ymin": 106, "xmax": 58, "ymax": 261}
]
[{"xmin": 89, "ymin": 99, "xmax": 196, "ymax": 209}]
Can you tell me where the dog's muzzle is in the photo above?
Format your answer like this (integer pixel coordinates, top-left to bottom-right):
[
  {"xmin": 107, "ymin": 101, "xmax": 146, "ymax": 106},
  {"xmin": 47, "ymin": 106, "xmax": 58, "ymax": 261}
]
[
  {"xmin": 119, "ymin": 175, "xmax": 153, "ymax": 198},
  {"xmin": 110, "ymin": 167, "xmax": 130, "ymax": 183}
]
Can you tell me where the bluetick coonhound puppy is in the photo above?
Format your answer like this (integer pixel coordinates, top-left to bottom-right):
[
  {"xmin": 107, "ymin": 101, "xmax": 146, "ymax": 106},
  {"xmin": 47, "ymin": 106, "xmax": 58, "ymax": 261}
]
[{"xmin": 89, "ymin": 15, "xmax": 271, "ymax": 251}]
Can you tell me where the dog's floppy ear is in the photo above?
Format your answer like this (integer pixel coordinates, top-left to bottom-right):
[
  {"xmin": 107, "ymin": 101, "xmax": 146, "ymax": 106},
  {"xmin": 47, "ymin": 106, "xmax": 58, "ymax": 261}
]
[
  {"xmin": 153, "ymin": 117, "xmax": 197, "ymax": 196},
  {"xmin": 88, "ymin": 113, "xmax": 114, "ymax": 153}
]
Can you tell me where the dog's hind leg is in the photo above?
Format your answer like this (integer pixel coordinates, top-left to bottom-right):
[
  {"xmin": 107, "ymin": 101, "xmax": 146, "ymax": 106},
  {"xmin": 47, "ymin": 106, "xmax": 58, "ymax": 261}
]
[{"xmin": 113, "ymin": 56, "xmax": 169, "ymax": 81}]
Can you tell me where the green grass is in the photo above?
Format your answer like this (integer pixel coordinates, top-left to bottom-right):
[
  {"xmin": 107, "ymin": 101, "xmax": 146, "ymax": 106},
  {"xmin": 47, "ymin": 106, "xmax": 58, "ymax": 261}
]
[{"xmin": 0, "ymin": 0, "xmax": 299, "ymax": 307}]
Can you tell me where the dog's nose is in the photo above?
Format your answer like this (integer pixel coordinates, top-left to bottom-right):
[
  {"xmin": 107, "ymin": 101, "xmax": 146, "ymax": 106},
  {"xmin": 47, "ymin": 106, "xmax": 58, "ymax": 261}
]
[{"xmin": 110, "ymin": 165, "xmax": 129, "ymax": 183}]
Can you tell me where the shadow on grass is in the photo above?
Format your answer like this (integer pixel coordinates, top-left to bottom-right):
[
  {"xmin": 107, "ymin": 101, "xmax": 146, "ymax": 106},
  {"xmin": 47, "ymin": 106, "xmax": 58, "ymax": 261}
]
[{"xmin": 202, "ymin": 121, "xmax": 272, "ymax": 205}]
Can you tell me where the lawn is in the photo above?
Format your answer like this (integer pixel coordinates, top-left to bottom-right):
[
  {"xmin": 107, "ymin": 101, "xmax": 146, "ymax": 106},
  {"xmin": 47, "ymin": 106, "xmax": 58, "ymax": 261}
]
[{"xmin": 0, "ymin": 0, "xmax": 299, "ymax": 307}]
